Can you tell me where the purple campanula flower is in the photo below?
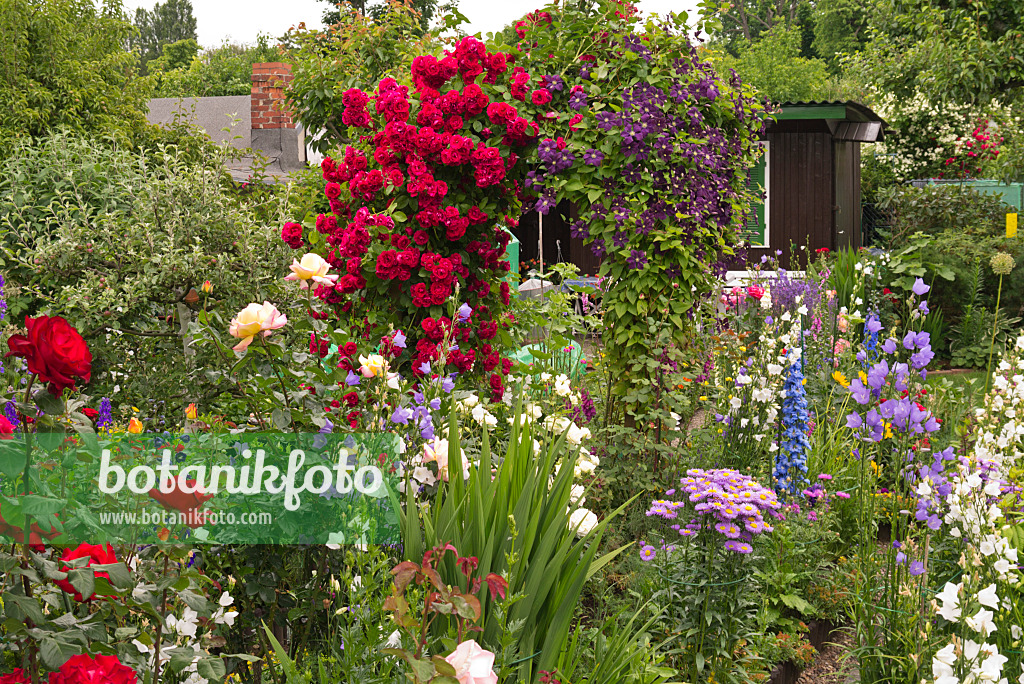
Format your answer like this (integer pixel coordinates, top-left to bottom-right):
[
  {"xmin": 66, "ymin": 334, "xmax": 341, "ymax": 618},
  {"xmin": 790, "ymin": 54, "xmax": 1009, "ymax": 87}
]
[
  {"xmin": 866, "ymin": 361, "xmax": 889, "ymax": 390},
  {"xmin": 909, "ymin": 561, "xmax": 925, "ymax": 576},
  {"xmin": 846, "ymin": 413, "xmax": 863, "ymax": 430},
  {"xmin": 903, "ymin": 331, "xmax": 917, "ymax": 350},
  {"xmin": 849, "ymin": 378, "xmax": 871, "ymax": 405},
  {"xmin": 866, "ymin": 317, "xmax": 883, "ymax": 334},
  {"xmin": 391, "ymin": 407, "xmax": 414, "ymax": 425},
  {"xmin": 914, "ymin": 331, "xmax": 930, "ymax": 348},
  {"xmin": 458, "ymin": 303, "xmax": 472, "ymax": 322},
  {"xmin": 910, "ymin": 345, "xmax": 934, "ymax": 370},
  {"xmin": 919, "ymin": 300, "xmax": 930, "ymax": 314},
  {"xmin": 441, "ymin": 376, "xmax": 455, "ymax": 393},
  {"xmin": 912, "ymin": 278, "xmax": 930, "ymax": 296},
  {"xmin": 429, "ymin": 398, "xmax": 441, "ymax": 411},
  {"xmin": 418, "ymin": 362, "xmax": 431, "ymax": 375},
  {"xmin": 319, "ymin": 418, "xmax": 334, "ymax": 434},
  {"xmin": 881, "ymin": 338, "xmax": 898, "ymax": 355},
  {"xmin": 346, "ymin": 370, "xmax": 361, "ymax": 386},
  {"xmin": 393, "ymin": 331, "xmax": 407, "ymax": 349},
  {"xmin": 856, "ymin": 350, "xmax": 867, "ymax": 362}
]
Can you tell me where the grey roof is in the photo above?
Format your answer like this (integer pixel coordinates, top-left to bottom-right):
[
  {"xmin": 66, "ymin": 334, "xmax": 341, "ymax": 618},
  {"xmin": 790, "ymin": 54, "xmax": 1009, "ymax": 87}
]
[{"xmin": 147, "ymin": 96, "xmax": 251, "ymax": 149}]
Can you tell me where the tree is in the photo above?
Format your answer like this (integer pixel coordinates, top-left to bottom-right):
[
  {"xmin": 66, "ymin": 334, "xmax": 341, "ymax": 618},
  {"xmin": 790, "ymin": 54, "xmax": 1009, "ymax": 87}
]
[
  {"xmin": 0, "ymin": 0, "xmax": 150, "ymax": 151},
  {"xmin": 151, "ymin": 35, "xmax": 282, "ymax": 98},
  {"xmin": 713, "ymin": 0, "xmax": 816, "ymax": 58},
  {"xmin": 849, "ymin": 0, "xmax": 1024, "ymax": 106},
  {"xmin": 709, "ymin": 26, "xmax": 831, "ymax": 103},
  {"xmin": 811, "ymin": 0, "xmax": 868, "ymax": 71},
  {"xmin": 131, "ymin": 0, "xmax": 197, "ymax": 73},
  {"xmin": 320, "ymin": 0, "xmax": 443, "ymax": 33}
]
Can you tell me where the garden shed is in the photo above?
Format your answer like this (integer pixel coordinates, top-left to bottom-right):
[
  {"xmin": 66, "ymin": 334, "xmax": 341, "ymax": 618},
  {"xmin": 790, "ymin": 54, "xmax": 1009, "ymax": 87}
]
[
  {"xmin": 513, "ymin": 101, "xmax": 887, "ymax": 276},
  {"xmin": 741, "ymin": 101, "xmax": 888, "ymax": 269}
]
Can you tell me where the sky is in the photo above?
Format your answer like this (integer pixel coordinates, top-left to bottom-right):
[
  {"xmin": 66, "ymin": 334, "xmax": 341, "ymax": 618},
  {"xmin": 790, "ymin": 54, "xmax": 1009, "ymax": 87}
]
[{"xmin": 123, "ymin": 0, "xmax": 700, "ymax": 48}]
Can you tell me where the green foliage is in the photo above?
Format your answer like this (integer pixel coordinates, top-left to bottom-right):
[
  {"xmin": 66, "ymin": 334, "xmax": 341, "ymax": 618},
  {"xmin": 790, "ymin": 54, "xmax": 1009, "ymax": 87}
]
[
  {"xmin": 875, "ymin": 184, "xmax": 1011, "ymax": 250},
  {"xmin": 395, "ymin": 401, "xmax": 635, "ymax": 681},
  {"xmin": 130, "ymin": 0, "xmax": 198, "ymax": 73},
  {"xmin": 505, "ymin": 0, "xmax": 769, "ymax": 415},
  {"xmin": 852, "ymin": 0, "xmax": 1024, "ymax": 106},
  {"xmin": 711, "ymin": 0, "xmax": 814, "ymax": 58},
  {"xmin": 152, "ymin": 35, "xmax": 283, "ymax": 98},
  {"xmin": 0, "ymin": 0, "xmax": 151, "ymax": 151},
  {"xmin": 321, "ymin": 0, "xmax": 444, "ymax": 34},
  {"xmin": 811, "ymin": 0, "xmax": 869, "ymax": 71},
  {"xmin": 283, "ymin": 1, "xmax": 443, "ymax": 154},
  {"xmin": 708, "ymin": 26, "xmax": 831, "ymax": 103},
  {"xmin": 0, "ymin": 130, "xmax": 296, "ymax": 416}
]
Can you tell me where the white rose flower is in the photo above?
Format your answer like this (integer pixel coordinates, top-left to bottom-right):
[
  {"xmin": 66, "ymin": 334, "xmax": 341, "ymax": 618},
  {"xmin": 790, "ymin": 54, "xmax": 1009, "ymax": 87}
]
[{"xmin": 568, "ymin": 508, "xmax": 598, "ymax": 537}]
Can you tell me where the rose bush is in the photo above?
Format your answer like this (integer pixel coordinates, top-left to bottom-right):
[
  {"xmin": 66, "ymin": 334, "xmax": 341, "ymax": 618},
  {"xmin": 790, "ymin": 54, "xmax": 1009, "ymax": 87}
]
[{"xmin": 281, "ymin": 36, "xmax": 551, "ymax": 401}]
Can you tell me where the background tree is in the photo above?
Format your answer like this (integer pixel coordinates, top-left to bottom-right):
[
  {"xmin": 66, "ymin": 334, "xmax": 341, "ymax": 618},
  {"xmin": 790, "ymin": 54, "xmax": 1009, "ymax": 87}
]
[
  {"xmin": 714, "ymin": 0, "xmax": 816, "ymax": 58},
  {"xmin": 131, "ymin": 0, "xmax": 198, "ymax": 73},
  {"xmin": 708, "ymin": 26, "xmax": 831, "ymax": 102},
  {"xmin": 848, "ymin": 0, "xmax": 1024, "ymax": 106},
  {"xmin": 151, "ymin": 34, "xmax": 282, "ymax": 98},
  {"xmin": 0, "ymin": 0, "xmax": 150, "ymax": 152},
  {"xmin": 811, "ymin": 0, "xmax": 869, "ymax": 71},
  {"xmin": 320, "ymin": 0, "xmax": 444, "ymax": 33}
]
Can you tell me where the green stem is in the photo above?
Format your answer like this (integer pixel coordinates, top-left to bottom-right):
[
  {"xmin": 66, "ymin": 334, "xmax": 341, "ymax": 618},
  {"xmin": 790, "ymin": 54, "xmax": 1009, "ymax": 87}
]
[
  {"xmin": 984, "ymin": 274, "xmax": 1004, "ymax": 396},
  {"xmin": 262, "ymin": 337, "xmax": 295, "ymax": 428}
]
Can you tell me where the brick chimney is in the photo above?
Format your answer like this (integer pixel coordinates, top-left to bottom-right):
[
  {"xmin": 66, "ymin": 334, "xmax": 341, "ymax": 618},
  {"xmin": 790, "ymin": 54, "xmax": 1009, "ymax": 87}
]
[{"xmin": 251, "ymin": 62, "xmax": 294, "ymax": 129}]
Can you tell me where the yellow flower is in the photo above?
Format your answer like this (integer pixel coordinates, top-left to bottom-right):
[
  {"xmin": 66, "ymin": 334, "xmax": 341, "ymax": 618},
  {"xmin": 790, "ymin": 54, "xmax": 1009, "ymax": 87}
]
[
  {"xmin": 359, "ymin": 354, "xmax": 388, "ymax": 378},
  {"xmin": 229, "ymin": 301, "xmax": 288, "ymax": 351},
  {"xmin": 201, "ymin": 280, "xmax": 214, "ymax": 294},
  {"xmin": 185, "ymin": 403, "xmax": 198, "ymax": 420},
  {"xmin": 128, "ymin": 417, "xmax": 144, "ymax": 434},
  {"xmin": 699, "ymin": 396, "xmax": 708, "ymax": 401},
  {"xmin": 801, "ymin": 378, "xmax": 807, "ymax": 385},
  {"xmin": 832, "ymin": 370, "xmax": 849, "ymax": 387},
  {"xmin": 858, "ymin": 370, "xmax": 868, "ymax": 384}
]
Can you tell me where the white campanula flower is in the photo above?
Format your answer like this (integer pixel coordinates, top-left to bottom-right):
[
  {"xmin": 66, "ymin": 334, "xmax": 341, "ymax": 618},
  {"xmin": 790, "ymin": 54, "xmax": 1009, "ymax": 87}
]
[
  {"xmin": 966, "ymin": 608, "xmax": 997, "ymax": 637},
  {"xmin": 935, "ymin": 582, "xmax": 961, "ymax": 621},
  {"xmin": 977, "ymin": 584, "xmax": 1000, "ymax": 609}
]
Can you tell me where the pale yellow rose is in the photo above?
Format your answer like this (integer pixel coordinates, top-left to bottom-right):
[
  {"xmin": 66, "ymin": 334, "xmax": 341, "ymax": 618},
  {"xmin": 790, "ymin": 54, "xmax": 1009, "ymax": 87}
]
[
  {"xmin": 229, "ymin": 302, "xmax": 288, "ymax": 351},
  {"xmin": 284, "ymin": 253, "xmax": 339, "ymax": 289},
  {"xmin": 358, "ymin": 354, "xmax": 387, "ymax": 378}
]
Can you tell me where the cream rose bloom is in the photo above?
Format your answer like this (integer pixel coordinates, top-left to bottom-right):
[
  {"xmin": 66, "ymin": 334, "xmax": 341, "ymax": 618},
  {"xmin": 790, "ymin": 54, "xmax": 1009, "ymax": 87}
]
[
  {"xmin": 359, "ymin": 354, "xmax": 388, "ymax": 378},
  {"xmin": 229, "ymin": 302, "xmax": 287, "ymax": 351},
  {"xmin": 568, "ymin": 508, "xmax": 598, "ymax": 537},
  {"xmin": 285, "ymin": 253, "xmax": 339, "ymax": 289},
  {"xmin": 444, "ymin": 640, "xmax": 497, "ymax": 684}
]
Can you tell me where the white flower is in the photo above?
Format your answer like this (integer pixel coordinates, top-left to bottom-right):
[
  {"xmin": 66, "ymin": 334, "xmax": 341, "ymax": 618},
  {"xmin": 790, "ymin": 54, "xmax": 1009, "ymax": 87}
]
[
  {"xmin": 412, "ymin": 466, "xmax": 437, "ymax": 486},
  {"xmin": 167, "ymin": 607, "xmax": 199, "ymax": 638},
  {"xmin": 936, "ymin": 582, "xmax": 961, "ymax": 621},
  {"xmin": 218, "ymin": 591, "xmax": 234, "ymax": 607},
  {"xmin": 729, "ymin": 396, "xmax": 743, "ymax": 410},
  {"xmin": 797, "ymin": 305, "xmax": 808, "ymax": 316},
  {"xmin": 568, "ymin": 508, "xmax": 598, "ymax": 537},
  {"xmin": 386, "ymin": 630, "xmax": 402, "ymax": 648},
  {"xmin": 569, "ymin": 484, "xmax": 586, "ymax": 506},
  {"xmin": 554, "ymin": 375, "xmax": 572, "ymax": 397},
  {"xmin": 472, "ymin": 405, "xmax": 497, "ymax": 428},
  {"xmin": 978, "ymin": 584, "xmax": 1000, "ymax": 609},
  {"xmin": 967, "ymin": 608, "xmax": 997, "ymax": 637},
  {"xmin": 767, "ymin": 364, "xmax": 783, "ymax": 376},
  {"xmin": 462, "ymin": 393, "xmax": 479, "ymax": 409}
]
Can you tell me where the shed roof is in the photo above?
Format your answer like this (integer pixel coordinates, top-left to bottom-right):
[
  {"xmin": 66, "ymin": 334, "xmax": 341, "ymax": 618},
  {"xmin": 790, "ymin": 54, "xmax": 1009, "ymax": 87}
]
[{"xmin": 773, "ymin": 101, "xmax": 888, "ymax": 141}]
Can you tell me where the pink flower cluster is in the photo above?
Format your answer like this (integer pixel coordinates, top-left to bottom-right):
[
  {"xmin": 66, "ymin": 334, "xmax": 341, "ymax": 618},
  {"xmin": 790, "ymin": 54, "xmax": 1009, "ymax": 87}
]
[{"xmin": 648, "ymin": 468, "xmax": 782, "ymax": 553}]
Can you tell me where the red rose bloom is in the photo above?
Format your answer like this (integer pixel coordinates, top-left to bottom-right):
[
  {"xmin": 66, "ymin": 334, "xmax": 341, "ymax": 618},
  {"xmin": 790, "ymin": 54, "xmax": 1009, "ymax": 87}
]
[
  {"xmin": 47, "ymin": 653, "xmax": 137, "ymax": 684},
  {"xmin": 0, "ymin": 415, "xmax": 14, "ymax": 439},
  {"xmin": 80, "ymin": 408, "xmax": 99, "ymax": 422},
  {"xmin": 55, "ymin": 543, "xmax": 117, "ymax": 601},
  {"xmin": 325, "ymin": 182, "xmax": 342, "ymax": 199},
  {"xmin": 530, "ymin": 89, "xmax": 552, "ymax": 106},
  {"xmin": 281, "ymin": 222, "xmax": 304, "ymax": 249},
  {"xmin": 6, "ymin": 316, "xmax": 92, "ymax": 396},
  {"xmin": 344, "ymin": 391, "xmax": 359, "ymax": 407},
  {"xmin": 347, "ymin": 410, "xmax": 360, "ymax": 428},
  {"xmin": 343, "ymin": 342, "xmax": 358, "ymax": 356},
  {"xmin": 0, "ymin": 669, "xmax": 30, "ymax": 684}
]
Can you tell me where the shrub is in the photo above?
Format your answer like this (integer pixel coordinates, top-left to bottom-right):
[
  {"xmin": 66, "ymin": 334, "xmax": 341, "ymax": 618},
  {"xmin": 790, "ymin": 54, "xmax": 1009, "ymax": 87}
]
[{"xmin": 0, "ymin": 131, "xmax": 296, "ymax": 418}]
